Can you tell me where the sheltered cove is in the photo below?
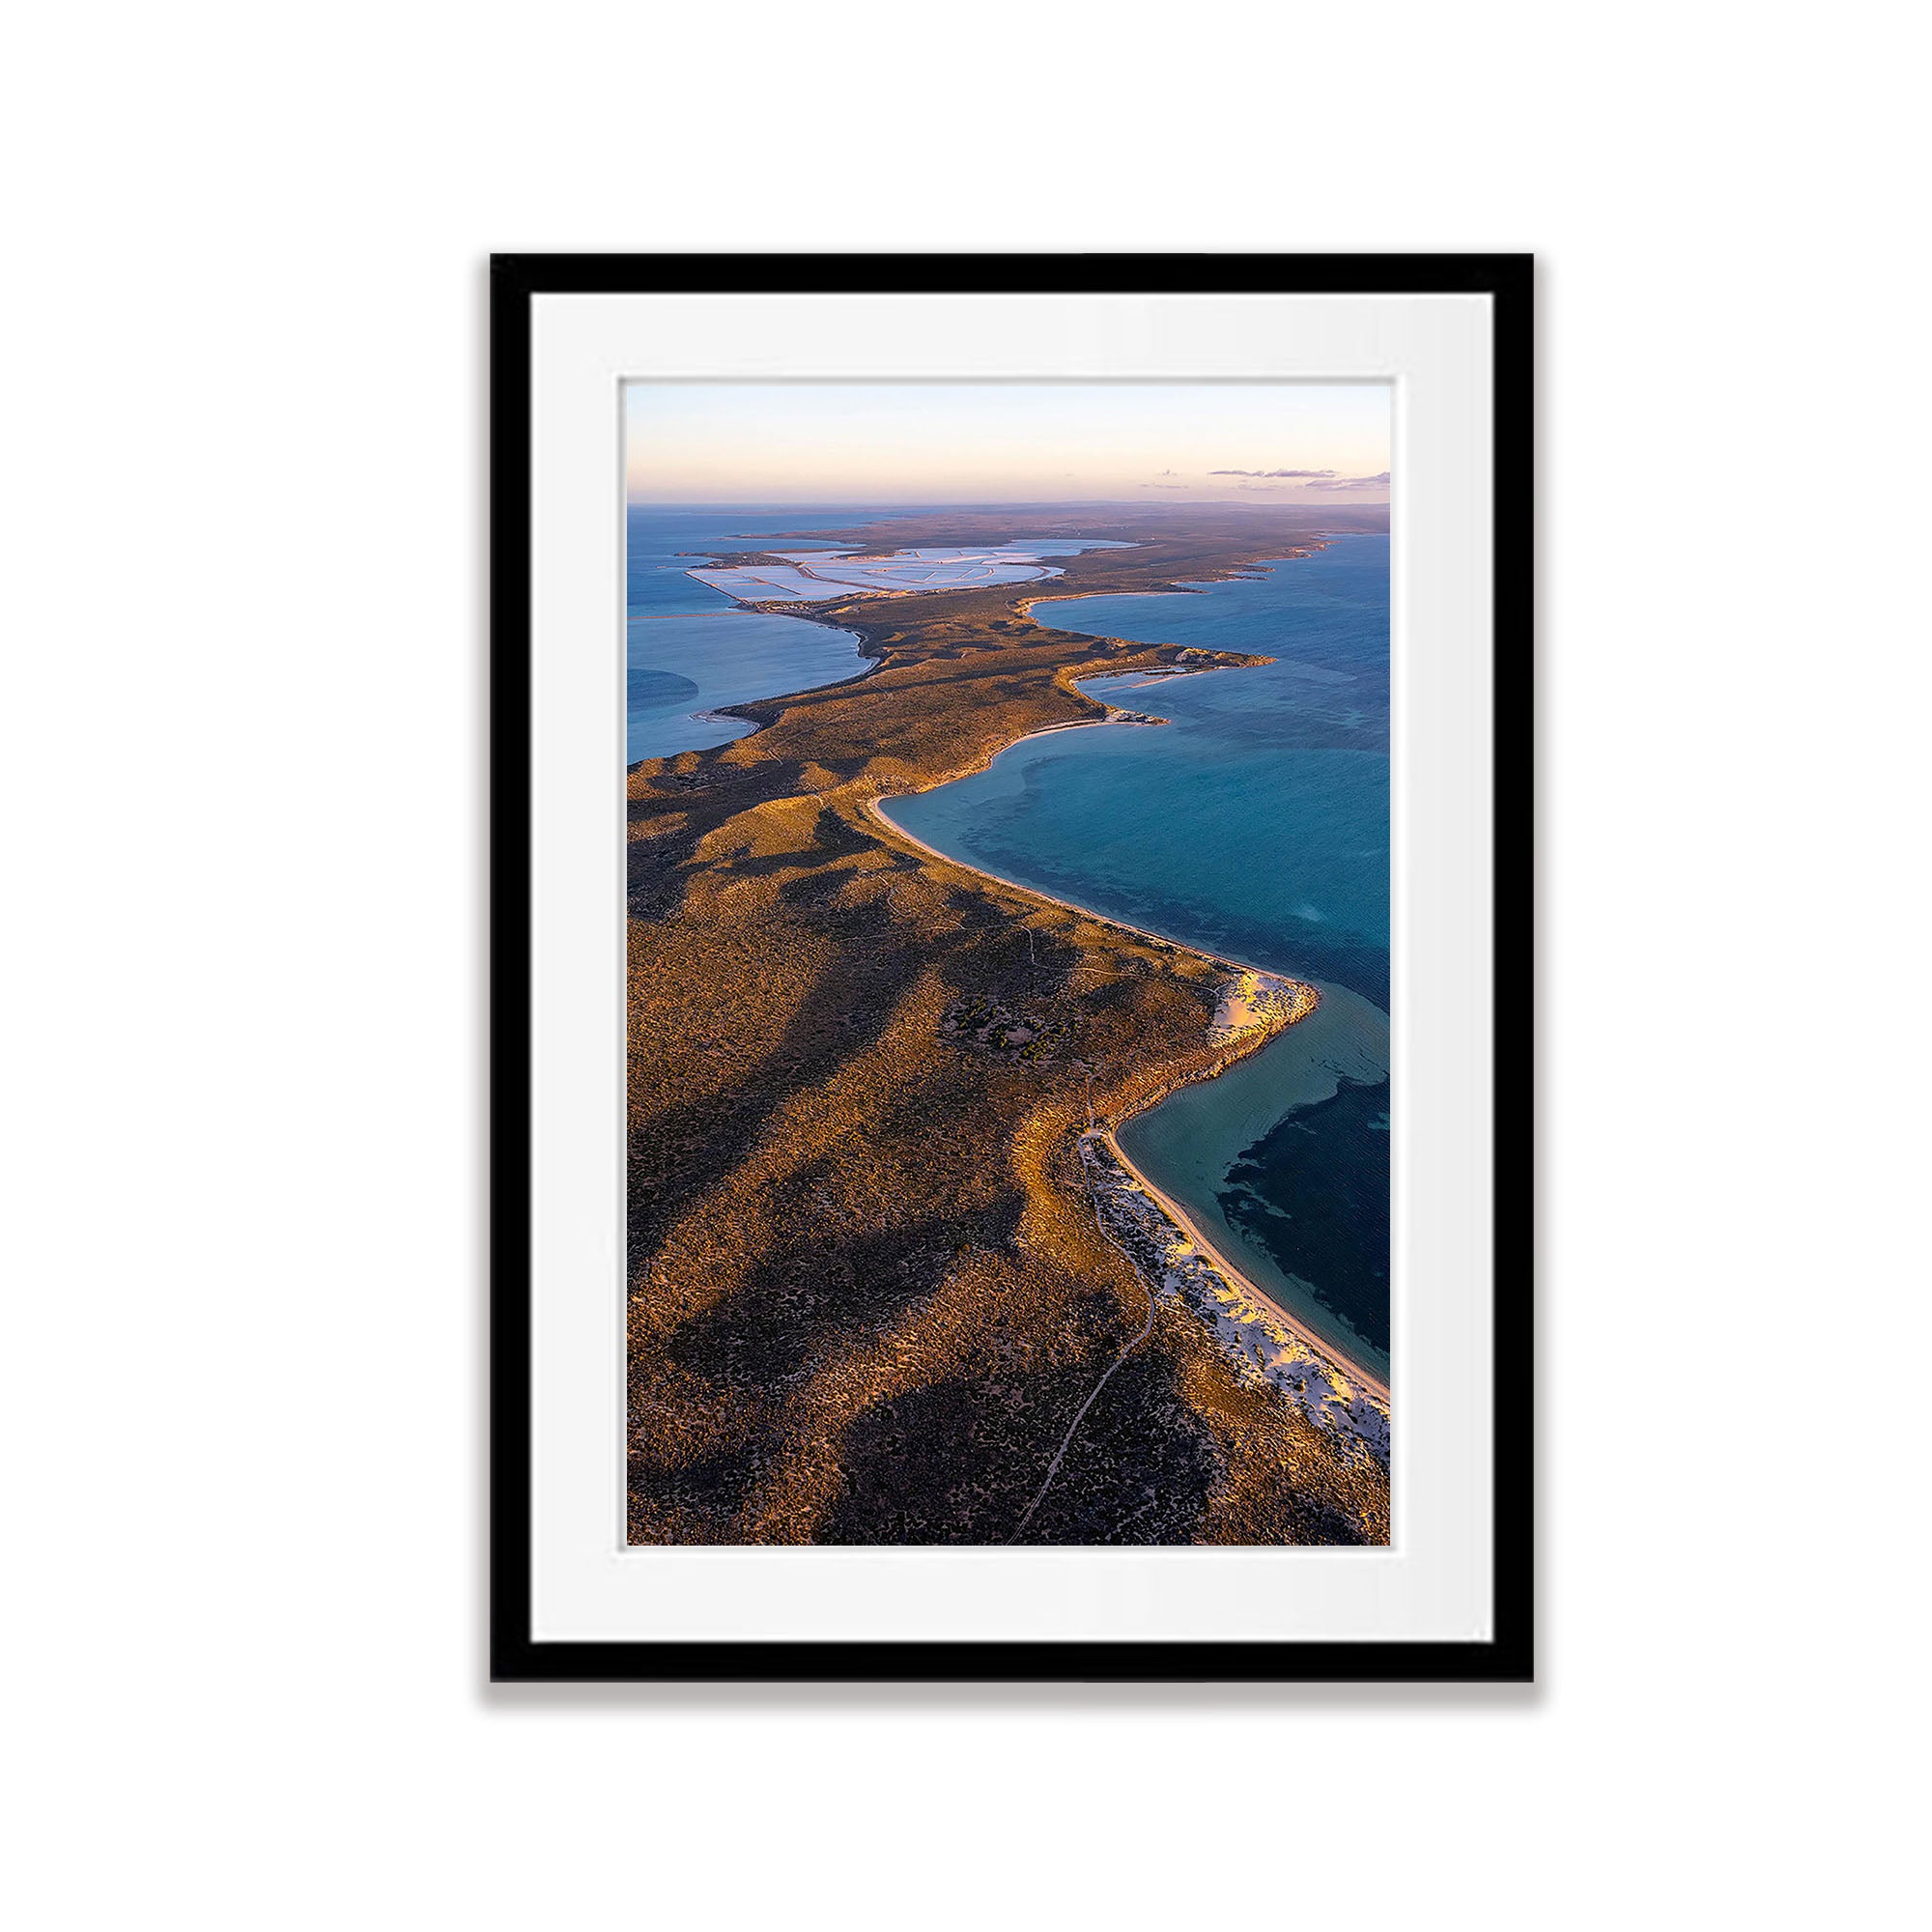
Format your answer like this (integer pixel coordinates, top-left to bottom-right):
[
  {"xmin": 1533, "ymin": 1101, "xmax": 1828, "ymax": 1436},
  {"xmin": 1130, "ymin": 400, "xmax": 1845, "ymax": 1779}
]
[{"xmin": 866, "ymin": 780, "xmax": 1389, "ymax": 1435}]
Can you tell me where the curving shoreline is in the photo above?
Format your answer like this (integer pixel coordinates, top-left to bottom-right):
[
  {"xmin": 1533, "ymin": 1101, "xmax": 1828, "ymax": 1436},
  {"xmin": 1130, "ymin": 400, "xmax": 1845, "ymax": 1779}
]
[
  {"xmin": 862, "ymin": 712, "xmax": 1294, "ymax": 987},
  {"xmin": 862, "ymin": 778, "xmax": 1392, "ymax": 1424},
  {"xmin": 719, "ymin": 545, "xmax": 1388, "ymax": 1415},
  {"xmin": 1094, "ymin": 1131, "xmax": 1390, "ymax": 1412},
  {"xmin": 625, "ymin": 505, "xmax": 1393, "ymax": 1543}
]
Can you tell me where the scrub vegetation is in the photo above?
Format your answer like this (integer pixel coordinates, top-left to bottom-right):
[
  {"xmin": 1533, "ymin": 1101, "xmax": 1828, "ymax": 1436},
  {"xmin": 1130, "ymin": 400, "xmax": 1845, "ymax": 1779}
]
[{"xmin": 626, "ymin": 504, "xmax": 1392, "ymax": 1544}]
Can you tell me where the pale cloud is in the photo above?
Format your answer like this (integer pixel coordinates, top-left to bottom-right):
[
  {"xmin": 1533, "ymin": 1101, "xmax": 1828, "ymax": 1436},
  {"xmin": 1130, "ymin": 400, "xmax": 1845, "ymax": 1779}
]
[{"xmin": 1305, "ymin": 470, "xmax": 1391, "ymax": 491}]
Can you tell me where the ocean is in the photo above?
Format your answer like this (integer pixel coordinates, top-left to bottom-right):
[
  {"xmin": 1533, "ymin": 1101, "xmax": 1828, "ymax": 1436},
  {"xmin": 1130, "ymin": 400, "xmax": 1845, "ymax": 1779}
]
[
  {"xmin": 886, "ymin": 534, "xmax": 1392, "ymax": 1378},
  {"xmin": 625, "ymin": 507, "xmax": 887, "ymax": 763}
]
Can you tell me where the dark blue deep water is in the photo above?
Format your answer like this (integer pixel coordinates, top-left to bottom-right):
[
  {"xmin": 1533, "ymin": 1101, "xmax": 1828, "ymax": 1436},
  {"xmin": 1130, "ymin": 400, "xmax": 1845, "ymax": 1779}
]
[{"xmin": 1219, "ymin": 1074, "xmax": 1390, "ymax": 1358}]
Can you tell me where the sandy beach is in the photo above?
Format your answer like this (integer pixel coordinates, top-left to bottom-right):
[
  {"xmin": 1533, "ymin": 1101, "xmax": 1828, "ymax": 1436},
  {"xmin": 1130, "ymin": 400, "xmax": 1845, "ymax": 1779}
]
[
  {"xmin": 1100, "ymin": 1129, "xmax": 1389, "ymax": 1406},
  {"xmin": 862, "ymin": 783, "xmax": 1390, "ymax": 1419}
]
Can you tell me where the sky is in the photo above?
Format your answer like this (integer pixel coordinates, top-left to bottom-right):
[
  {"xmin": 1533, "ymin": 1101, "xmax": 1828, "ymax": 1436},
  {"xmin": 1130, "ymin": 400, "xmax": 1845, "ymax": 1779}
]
[{"xmin": 624, "ymin": 382, "xmax": 1389, "ymax": 506}]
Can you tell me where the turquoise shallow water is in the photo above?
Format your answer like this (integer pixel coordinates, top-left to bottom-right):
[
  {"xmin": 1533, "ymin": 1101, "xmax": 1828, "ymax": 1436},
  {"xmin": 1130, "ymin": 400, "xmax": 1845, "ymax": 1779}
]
[
  {"xmin": 888, "ymin": 533, "xmax": 1392, "ymax": 1378},
  {"xmin": 891, "ymin": 535, "xmax": 1389, "ymax": 1009}
]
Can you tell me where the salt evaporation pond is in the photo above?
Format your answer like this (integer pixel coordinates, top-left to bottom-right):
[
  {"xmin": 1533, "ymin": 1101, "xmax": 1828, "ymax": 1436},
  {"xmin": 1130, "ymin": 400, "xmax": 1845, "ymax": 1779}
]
[
  {"xmin": 627, "ymin": 512, "xmax": 1130, "ymax": 761},
  {"xmin": 689, "ymin": 540, "xmax": 1130, "ymax": 605}
]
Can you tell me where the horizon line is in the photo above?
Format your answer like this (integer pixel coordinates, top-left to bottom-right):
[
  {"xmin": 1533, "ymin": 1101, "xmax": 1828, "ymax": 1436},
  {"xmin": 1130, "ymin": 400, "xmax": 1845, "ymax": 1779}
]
[{"xmin": 624, "ymin": 497, "xmax": 1392, "ymax": 511}]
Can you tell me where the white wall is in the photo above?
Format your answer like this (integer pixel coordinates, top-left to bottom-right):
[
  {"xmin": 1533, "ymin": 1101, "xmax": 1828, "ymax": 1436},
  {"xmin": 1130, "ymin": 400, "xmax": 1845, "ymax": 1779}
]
[{"xmin": 5, "ymin": 4, "xmax": 1920, "ymax": 1926}]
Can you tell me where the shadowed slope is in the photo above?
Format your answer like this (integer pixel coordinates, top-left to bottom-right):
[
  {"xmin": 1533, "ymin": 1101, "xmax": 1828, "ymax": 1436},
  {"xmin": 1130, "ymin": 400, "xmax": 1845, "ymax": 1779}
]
[{"xmin": 626, "ymin": 508, "xmax": 1390, "ymax": 1545}]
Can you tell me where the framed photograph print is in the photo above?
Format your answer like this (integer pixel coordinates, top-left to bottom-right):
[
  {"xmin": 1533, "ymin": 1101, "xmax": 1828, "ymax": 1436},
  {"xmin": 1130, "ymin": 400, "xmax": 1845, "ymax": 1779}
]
[{"xmin": 491, "ymin": 254, "xmax": 1532, "ymax": 1682}]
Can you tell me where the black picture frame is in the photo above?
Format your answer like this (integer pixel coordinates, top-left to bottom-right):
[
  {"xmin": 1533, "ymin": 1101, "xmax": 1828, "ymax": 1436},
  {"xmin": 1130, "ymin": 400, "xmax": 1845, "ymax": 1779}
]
[{"xmin": 490, "ymin": 253, "xmax": 1533, "ymax": 1684}]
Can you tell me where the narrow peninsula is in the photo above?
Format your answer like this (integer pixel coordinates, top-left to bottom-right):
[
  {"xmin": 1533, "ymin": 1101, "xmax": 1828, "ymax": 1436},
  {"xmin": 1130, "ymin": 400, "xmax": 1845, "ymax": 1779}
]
[{"xmin": 626, "ymin": 504, "xmax": 1390, "ymax": 1545}]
